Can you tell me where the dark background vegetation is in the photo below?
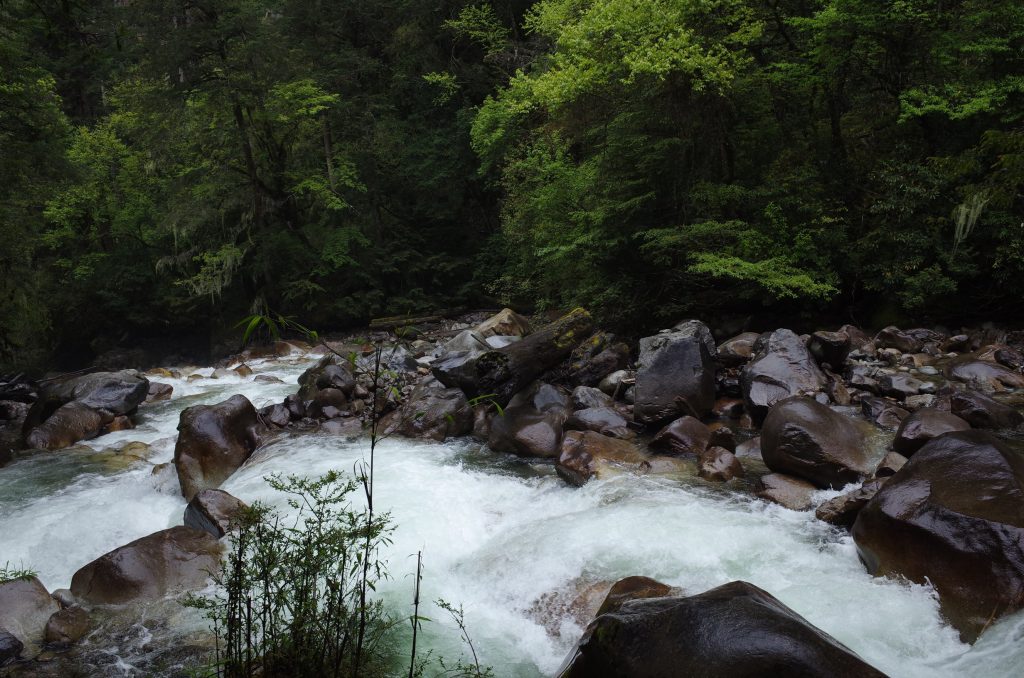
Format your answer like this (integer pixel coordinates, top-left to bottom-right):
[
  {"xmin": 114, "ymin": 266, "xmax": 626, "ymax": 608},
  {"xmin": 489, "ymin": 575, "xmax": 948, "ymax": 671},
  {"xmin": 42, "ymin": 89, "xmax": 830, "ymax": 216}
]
[{"xmin": 2, "ymin": 0, "xmax": 1022, "ymax": 371}]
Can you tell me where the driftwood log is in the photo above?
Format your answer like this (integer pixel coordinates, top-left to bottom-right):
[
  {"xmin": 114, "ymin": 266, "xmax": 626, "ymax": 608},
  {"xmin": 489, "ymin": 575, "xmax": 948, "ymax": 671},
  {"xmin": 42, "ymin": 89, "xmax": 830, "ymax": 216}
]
[{"xmin": 433, "ymin": 308, "xmax": 594, "ymax": 405}]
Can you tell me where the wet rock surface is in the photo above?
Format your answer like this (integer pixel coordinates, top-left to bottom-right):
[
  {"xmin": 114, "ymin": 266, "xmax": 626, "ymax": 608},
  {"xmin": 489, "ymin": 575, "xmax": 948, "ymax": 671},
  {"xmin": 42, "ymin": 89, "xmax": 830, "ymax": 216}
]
[
  {"xmin": 560, "ymin": 580, "xmax": 886, "ymax": 677},
  {"xmin": 634, "ymin": 321, "xmax": 716, "ymax": 423},
  {"xmin": 853, "ymin": 431, "xmax": 1024, "ymax": 642},
  {"xmin": 741, "ymin": 330, "xmax": 826, "ymax": 422}
]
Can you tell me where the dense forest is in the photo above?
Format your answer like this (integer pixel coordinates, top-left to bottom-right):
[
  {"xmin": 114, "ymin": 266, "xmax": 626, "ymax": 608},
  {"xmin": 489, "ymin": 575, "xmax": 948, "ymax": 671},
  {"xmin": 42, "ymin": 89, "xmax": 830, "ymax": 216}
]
[{"xmin": 2, "ymin": 0, "xmax": 1022, "ymax": 371}]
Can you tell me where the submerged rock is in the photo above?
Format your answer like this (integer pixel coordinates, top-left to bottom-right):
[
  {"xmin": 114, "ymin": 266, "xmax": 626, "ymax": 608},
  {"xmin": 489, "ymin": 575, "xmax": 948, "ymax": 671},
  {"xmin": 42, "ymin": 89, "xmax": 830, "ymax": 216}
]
[
  {"xmin": 852, "ymin": 431, "xmax": 1024, "ymax": 642},
  {"xmin": 70, "ymin": 526, "xmax": 223, "ymax": 605},
  {"xmin": 556, "ymin": 430, "xmax": 646, "ymax": 486},
  {"xmin": 756, "ymin": 473, "xmax": 817, "ymax": 511},
  {"xmin": 559, "ymin": 580, "xmax": 885, "ymax": 677}
]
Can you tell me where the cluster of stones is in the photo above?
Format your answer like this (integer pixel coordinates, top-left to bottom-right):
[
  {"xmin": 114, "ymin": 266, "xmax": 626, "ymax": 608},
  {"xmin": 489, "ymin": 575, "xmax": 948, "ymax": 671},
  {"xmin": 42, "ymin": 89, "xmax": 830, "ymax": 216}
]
[{"xmin": 2, "ymin": 311, "xmax": 1023, "ymax": 675}]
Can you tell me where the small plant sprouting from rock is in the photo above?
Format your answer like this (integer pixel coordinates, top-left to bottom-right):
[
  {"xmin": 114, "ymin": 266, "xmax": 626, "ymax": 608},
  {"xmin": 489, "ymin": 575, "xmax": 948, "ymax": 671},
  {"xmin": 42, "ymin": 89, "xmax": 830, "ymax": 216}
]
[{"xmin": 0, "ymin": 561, "xmax": 37, "ymax": 584}]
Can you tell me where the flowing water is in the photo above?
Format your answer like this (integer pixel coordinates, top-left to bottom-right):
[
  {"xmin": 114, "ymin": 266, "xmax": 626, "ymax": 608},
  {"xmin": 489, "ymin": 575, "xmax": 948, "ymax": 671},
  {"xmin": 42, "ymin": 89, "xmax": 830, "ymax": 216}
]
[{"xmin": 2, "ymin": 355, "xmax": 1023, "ymax": 677}]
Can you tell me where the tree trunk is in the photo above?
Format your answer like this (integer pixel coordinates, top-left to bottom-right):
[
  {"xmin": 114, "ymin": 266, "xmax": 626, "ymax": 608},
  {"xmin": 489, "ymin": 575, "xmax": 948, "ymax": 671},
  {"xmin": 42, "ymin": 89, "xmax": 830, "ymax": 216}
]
[{"xmin": 434, "ymin": 308, "xmax": 594, "ymax": 405}]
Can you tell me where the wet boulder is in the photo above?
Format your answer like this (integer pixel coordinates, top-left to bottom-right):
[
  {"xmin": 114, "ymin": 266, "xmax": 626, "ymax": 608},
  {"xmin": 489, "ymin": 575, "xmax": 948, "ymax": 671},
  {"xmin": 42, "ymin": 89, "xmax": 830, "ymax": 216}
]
[
  {"xmin": 146, "ymin": 382, "xmax": 173, "ymax": 403},
  {"xmin": 24, "ymin": 401, "xmax": 112, "ymax": 450},
  {"xmin": 716, "ymin": 332, "xmax": 760, "ymax": 367},
  {"xmin": 297, "ymin": 356, "xmax": 356, "ymax": 400},
  {"xmin": 0, "ymin": 576, "xmax": 59, "ymax": 655},
  {"xmin": 556, "ymin": 430, "xmax": 646, "ymax": 486},
  {"xmin": 259, "ymin": 403, "xmax": 291, "ymax": 427},
  {"xmin": 70, "ymin": 526, "xmax": 223, "ymax": 605},
  {"xmin": 488, "ymin": 383, "xmax": 571, "ymax": 458},
  {"xmin": 860, "ymin": 397, "xmax": 909, "ymax": 429},
  {"xmin": 634, "ymin": 321, "xmax": 716, "ymax": 423},
  {"xmin": 756, "ymin": 473, "xmax": 817, "ymax": 510},
  {"xmin": 184, "ymin": 489, "xmax": 249, "ymax": 538},
  {"xmin": 878, "ymin": 373, "xmax": 927, "ymax": 400},
  {"xmin": 0, "ymin": 629, "xmax": 21, "ymax": 665},
  {"xmin": 946, "ymin": 360, "xmax": 1024, "ymax": 391},
  {"xmin": 950, "ymin": 390, "xmax": 1024, "ymax": 430},
  {"xmin": 815, "ymin": 479, "xmax": 886, "ymax": 528},
  {"xmin": 566, "ymin": 407, "xmax": 634, "ymax": 440},
  {"xmin": 874, "ymin": 451, "xmax": 907, "ymax": 478},
  {"xmin": 174, "ymin": 394, "xmax": 264, "ymax": 501},
  {"xmin": 571, "ymin": 386, "xmax": 614, "ymax": 411},
  {"xmin": 761, "ymin": 397, "xmax": 872, "ymax": 489},
  {"xmin": 42, "ymin": 370, "xmax": 149, "ymax": 415},
  {"xmin": 649, "ymin": 416, "xmax": 711, "ymax": 456},
  {"xmin": 44, "ymin": 606, "xmax": 90, "ymax": 646},
  {"xmin": 893, "ymin": 409, "xmax": 970, "ymax": 456},
  {"xmin": 852, "ymin": 431, "xmax": 1024, "ymax": 642},
  {"xmin": 875, "ymin": 326, "xmax": 921, "ymax": 354},
  {"xmin": 559, "ymin": 580, "xmax": 885, "ymax": 678},
  {"xmin": 807, "ymin": 330, "xmax": 852, "ymax": 369},
  {"xmin": 396, "ymin": 384, "xmax": 472, "ymax": 442},
  {"xmin": 698, "ymin": 446, "xmax": 744, "ymax": 482},
  {"xmin": 741, "ymin": 330, "xmax": 826, "ymax": 423}
]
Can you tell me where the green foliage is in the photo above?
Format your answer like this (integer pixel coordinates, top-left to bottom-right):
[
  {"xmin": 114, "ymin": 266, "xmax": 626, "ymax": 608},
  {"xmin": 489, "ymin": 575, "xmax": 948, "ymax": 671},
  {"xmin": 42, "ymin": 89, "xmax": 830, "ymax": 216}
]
[
  {"xmin": 0, "ymin": 561, "xmax": 38, "ymax": 584},
  {"xmin": 185, "ymin": 471, "xmax": 396, "ymax": 678}
]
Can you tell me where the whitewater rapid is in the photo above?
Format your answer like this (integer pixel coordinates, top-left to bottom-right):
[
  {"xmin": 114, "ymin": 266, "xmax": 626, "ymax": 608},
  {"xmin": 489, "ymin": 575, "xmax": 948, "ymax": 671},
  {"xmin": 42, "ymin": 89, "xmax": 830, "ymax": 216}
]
[{"xmin": 1, "ymin": 355, "xmax": 1022, "ymax": 676}]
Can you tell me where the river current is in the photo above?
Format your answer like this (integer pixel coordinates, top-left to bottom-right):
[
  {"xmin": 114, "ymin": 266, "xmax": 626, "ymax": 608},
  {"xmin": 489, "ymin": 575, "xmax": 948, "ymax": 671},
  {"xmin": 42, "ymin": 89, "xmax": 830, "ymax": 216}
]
[{"xmin": 1, "ymin": 354, "xmax": 1022, "ymax": 676}]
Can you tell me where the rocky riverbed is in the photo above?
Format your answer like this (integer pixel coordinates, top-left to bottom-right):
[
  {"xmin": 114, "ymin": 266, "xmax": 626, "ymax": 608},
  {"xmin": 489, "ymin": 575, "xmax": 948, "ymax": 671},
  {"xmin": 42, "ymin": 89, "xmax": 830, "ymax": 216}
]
[{"xmin": 1, "ymin": 310, "xmax": 1024, "ymax": 676}]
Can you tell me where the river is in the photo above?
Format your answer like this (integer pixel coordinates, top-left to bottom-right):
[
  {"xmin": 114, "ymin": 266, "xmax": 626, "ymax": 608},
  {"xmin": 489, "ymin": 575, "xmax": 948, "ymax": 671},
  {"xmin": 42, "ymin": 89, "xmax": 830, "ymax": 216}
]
[{"xmin": 1, "ymin": 354, "xmax": 1022, "ymax": 676}]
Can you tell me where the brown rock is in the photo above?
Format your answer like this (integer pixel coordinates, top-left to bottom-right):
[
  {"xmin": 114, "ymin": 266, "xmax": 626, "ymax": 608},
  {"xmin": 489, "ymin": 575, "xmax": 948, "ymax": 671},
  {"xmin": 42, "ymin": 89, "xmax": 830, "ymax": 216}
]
[
  {"xmin": 70, "ymin": 526, "xmax": 223, "ymax": 605},
  {"xmin": 557, "ymin": 431, "xmax": 646, "ymax": 486},
  {"xmin": 649, "ymin": 416, "xmax": 710, "ymax": 456},
  {"xmin": 761, "ymin": 397, "xmax": 872, "ymax": 489},
  {"xmin": 474, "ymin": 308, "xmax": 532, "ymax": 338},
  {"xmin": 757, "ymin": 473, "xmax": 817, "ymax": 511},
  {"xmin": 0, "ymin": 577, "xmax": 59, "ymax": 654},
  {"xmin": 146, "ymin": 382, "xmax": 173, "ymax": 403},
  {"xmin": 874, "ymin": 451, "xmax": 907, "ymax": 478},
  {"xmin": 893, "ymin": 409, "xmax": 970, "ymax": 456},
  {"xmin": 950, "ymin": 390, "xmax": 1024, "ymax": 430},
  {"xmin": 698, "ymin": 446, "xmax": 744, "ymax": 482},
  {"xmin": 716, "ymin": 332, "xmax": 760, "ymax": 367},
  {"xmin": 815, "ymin": 479, "xmax": 886, "ymax": 528},
  {"xmin": 25, "ymin": 402, "xmax": 111, "ymax": 450},
  {"xmin": 44, "ymin": 607, "xmax": 90, "ymax": 646},
  {"xmin": 852, "ymin": 431, "xmax": 1024, "ymax": 642},
  {"xmin": 184, "ymin": 489, "xmax": 249, "ymax": 538},
  {"xmin": 740, "ymin": 329, "xmax": 827, "ymax": 423},
  {"xmin": 595, "ymin": 576, "xmax": 674, "ymax": 616},
  {"xmin": 173, "ymin": 395, "xmax": 264, "ymax": 501}
]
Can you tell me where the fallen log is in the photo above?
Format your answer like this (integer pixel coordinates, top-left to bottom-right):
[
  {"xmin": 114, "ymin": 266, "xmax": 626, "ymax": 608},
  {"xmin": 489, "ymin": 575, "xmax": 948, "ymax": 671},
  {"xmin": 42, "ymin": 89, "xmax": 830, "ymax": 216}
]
[{"xmin": 433, "ymin": 308, "xmax": 593, "ymax": 405}]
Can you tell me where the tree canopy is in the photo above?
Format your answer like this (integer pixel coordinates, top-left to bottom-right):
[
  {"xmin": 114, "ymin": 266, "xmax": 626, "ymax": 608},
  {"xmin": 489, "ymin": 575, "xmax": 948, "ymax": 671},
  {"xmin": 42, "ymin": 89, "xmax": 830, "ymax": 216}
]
[{"xmin": 1, "ymin": 0, "xmax": 1022, "ymax": 370}]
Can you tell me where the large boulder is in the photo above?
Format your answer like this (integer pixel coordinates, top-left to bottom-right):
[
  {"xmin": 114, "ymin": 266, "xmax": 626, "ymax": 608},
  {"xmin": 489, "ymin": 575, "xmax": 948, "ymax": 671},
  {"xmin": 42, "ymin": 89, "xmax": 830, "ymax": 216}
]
[
  {"xmin": 634, "ymin": 321, "xmax": 716, "ymax": 423},
  {"xmin": 892, "ymin": 409, "xmax": 970, "ymax": 456},
  {"xmin": 649, "ymin": 416, "xmax": 711, "ymax": 456},
  {"xmin": 807, "ymin": 330, "xmax": 852, "ymax": 369},
  {"xmin": 852, "ymin": 431, "xmax": 1024, "ymax": 642},
  {"xmin": 297, "ymin": 356, "xmax": 356, "ymax": 400},
  {"xmin": 22, "ymin": 370, "xmax": 149, "ymax": 450},
  {"xmin": 395, "ymin": 384, "xmax": 473, "ymax": 441},
  {"xmin": 488, "ymin": 383, "xmax": 571, "ymax": 457},
  {"xmin": 0, "ymin": 576, "xmax": 59, "ymax": 654},
  {"xmin": 946, "ymin": 360, "xmax": 1024, "ymax": 391},
  {"xmin": 565, "ymin": 407, "xmax": 633, "ymax": 440},
  {"xmin": 950, "ymin": 390, "xmax": 1024, "ymax": 429},
  {"xmin": 70, "ymin": 526, "xmax": 223, "ymax": 605},
  {"xmin": 741, "ymin": 330, "xmax": 826, "ymax": 423},
  {"xmin": 474, "ymin": 308, "xmax": 532, "ymax": 338},
  {"xmin": 174, "ymin": 394, "xmax": 264, "ymax": 501},
  {"xmin": 559, "ymin": 580, "xmax": 885, "ymax": 677},
  {"xmin": 874, "ymin": 326, "xmax": 921, "ymax": 353},
  {"xmin": 761, "ymin": 397, "xmax": 872, "ymax": 489},
  {"xmin": 556, "ymin": 430, "xmax": 646, "ymax": 486},
  {"xmin": 184, "ymin": 489, "xmax": 249, "ymax": 538},
  {"xmin": 24, "ymin": 401, "xmax": 111, "ymax": 450},
  {"xmin": 39, "ymin": 370, "xmax": 149, "ymax": 415}
]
